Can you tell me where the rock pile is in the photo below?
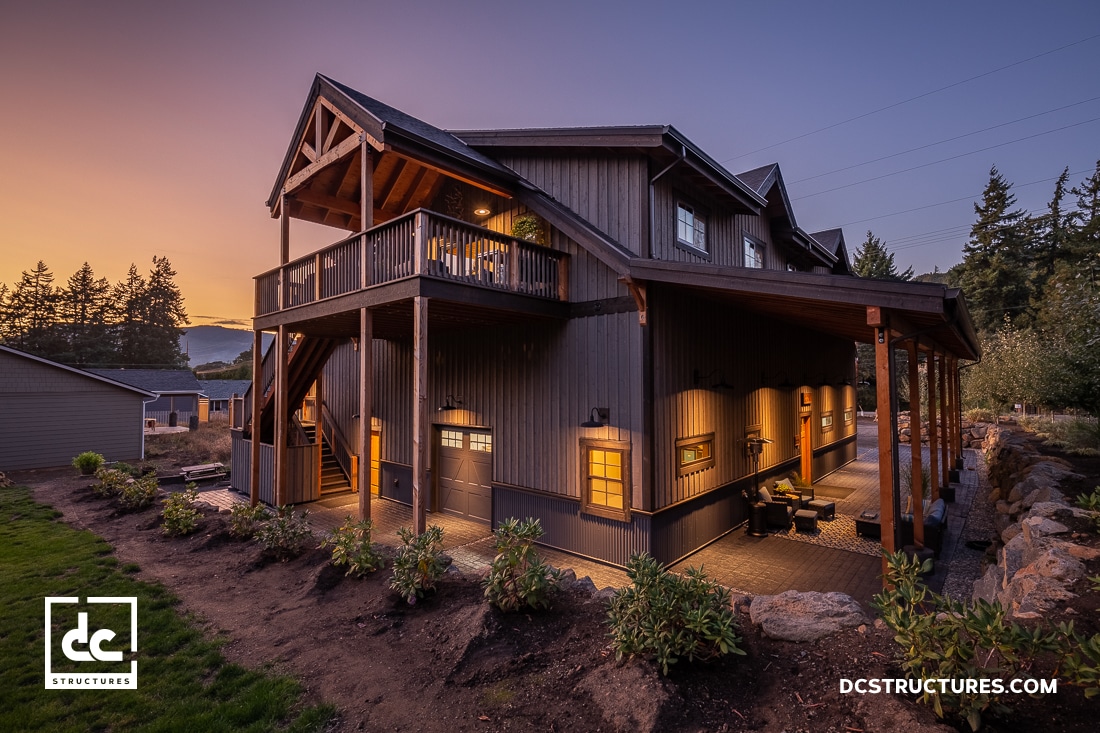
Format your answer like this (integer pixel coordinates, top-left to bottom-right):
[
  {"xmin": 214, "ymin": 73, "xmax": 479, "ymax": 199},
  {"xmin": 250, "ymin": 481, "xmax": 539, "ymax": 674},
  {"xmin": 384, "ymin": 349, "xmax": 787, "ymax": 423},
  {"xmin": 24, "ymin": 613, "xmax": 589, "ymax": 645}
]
[
  {"xmin": 971, "ymin": 425, "xmax": 1100, "ymax": 618},
  {"xmin": 896, "ymin": 412, "xmax": 989, "ymax": 448}
]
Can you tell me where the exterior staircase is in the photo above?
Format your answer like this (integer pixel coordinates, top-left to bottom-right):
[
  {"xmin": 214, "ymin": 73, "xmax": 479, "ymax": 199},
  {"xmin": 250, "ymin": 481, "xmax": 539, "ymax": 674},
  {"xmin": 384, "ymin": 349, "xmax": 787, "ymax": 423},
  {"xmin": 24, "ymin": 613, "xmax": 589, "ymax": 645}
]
[
  {"xmin": 301, "ymin": 423, "xmax": 352, "ymax": 494},
  {"xmin": 243, "ymin": 335, "xmax": 339, "ymax": 444}
]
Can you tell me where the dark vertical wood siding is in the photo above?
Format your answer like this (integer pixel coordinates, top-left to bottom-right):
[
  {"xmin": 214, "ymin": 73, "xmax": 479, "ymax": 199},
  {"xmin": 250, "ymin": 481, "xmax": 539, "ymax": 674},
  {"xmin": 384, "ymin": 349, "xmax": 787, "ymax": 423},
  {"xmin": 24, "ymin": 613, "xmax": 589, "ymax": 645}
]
[
  {"xmin": 0, "ymin": 351, "xmax": 146, "ymax": 470},
  {"xmin": 230, "ymin": 435, "xmax": 316, "ymax": 505},
  {"xmin": 650, "ymin": 285, "xmax": 857, "ymax": 510}
]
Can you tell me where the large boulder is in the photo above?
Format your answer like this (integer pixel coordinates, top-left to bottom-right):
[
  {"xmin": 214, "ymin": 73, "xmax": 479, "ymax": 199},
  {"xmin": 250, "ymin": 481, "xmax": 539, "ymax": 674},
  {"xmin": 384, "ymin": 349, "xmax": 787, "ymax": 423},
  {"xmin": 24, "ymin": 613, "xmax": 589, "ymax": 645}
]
[{"xmin": 749, "ymin": 590, "xmax": 867, "ymax": 642}]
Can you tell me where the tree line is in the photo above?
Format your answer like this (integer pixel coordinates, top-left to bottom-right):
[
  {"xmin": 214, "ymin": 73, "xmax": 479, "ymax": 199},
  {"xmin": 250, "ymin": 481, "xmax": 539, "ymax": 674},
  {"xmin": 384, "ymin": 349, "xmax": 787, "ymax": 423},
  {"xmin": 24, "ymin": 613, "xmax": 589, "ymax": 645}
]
[
  {"xmin": 853, "ymin": 160, "xmax": 1100, "ymax": 416},
  {"xmin": 0, "ymin": 257, "xmax": 189, "ymax": 368}
]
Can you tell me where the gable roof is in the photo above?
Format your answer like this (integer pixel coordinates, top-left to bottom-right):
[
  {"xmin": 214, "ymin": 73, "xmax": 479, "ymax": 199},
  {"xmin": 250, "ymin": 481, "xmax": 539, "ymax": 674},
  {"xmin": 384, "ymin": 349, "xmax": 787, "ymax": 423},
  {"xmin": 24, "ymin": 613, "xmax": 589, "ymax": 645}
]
[
  {"xmin": 197, "ymin": 379, "xmax": 252, "ymax": 401},
  {"xmin": 810, "ymin": 228, "xmax": 853, "ymax": 275},
  {"xmin": 0, "ymin": 346, "xmax": 155, "ymax": 397},
  {"xmin": 87, "ymin": 369, "xmax": 202, "ymax": 395}
]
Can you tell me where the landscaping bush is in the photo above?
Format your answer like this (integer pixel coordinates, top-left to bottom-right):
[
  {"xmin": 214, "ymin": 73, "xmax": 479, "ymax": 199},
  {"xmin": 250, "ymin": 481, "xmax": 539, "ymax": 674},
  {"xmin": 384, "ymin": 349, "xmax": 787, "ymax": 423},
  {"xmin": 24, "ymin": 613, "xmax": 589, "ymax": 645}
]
[
  {"xmin": 319, "ymin": 516, "xmax": 383, "ymax": 576},
  {"xmin": 228, "ymin": 502, "xmax": 268, "ymax": 539},
  {"xmin": 92, "ymin": 467, "xmax": 130, "ymax": 498},
  {"xmin": 117, "ymin": 473, "xmax": 159, "ymax": 510},
  {"xmin": 964, "ymin": 407, "xmax": 996, "ymax": 424},
  {"xmin": 607, "ymin": 553, "xmax": 744, "ymax": 675},
  {"xmin": 255, "ymin": 506, "xmax": 312, "ymax": 561},
  {"xmin": 874, "ymin": 550, "xmax": 1066, "ymax": 730},
  {"xmin": 72, "ymin": 451, "xmax": 104, "ymax": 475},
  {"xmin": 390, "ymin": 525, "xmax": 446, "ymax": 604},
  {"xmin": 482, "ymin": 517, "xmax": 561, "ymax": 612},
  {"xmin": 161, "ymin": 485, "xmax": 201, "ymax": 536}
]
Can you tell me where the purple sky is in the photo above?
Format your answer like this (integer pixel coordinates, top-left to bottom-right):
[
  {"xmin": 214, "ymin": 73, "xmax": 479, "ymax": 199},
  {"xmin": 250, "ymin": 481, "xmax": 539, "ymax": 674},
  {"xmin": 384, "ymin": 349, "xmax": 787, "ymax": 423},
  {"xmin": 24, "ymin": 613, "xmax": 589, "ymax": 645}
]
[{"xmin": 2, "ymin": 1, "xmax": 1098, "ymax": 326}]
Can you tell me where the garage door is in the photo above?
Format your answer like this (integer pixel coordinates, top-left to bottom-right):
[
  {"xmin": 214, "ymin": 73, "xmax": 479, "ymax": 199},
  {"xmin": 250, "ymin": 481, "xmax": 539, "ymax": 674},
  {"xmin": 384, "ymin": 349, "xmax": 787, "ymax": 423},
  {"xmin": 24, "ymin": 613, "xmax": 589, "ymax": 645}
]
[{"xmin": 437, "ymin": 428, "xmax": 492, "ymax": 522}]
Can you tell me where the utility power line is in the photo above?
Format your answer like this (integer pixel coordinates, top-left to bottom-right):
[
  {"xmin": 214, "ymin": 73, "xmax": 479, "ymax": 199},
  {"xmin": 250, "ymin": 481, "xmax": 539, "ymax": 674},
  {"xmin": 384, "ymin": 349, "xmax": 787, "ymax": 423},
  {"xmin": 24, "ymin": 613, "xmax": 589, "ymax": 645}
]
[{"xmin": 720, "ymin": 33, "xmax": 1100, "ymax": 163}]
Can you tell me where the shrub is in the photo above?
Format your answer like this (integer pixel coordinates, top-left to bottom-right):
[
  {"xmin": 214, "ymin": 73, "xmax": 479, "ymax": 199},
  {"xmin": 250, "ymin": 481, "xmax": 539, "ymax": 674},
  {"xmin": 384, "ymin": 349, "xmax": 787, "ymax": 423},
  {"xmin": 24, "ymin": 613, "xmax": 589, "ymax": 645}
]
[
  {"xmin": 390, "ymin": 525, "xmax": 446, "ymax": 604},
  {"xmin": 162, "ymin": 485, "xmax": 201, "ymax": 536},
  {"xmin": 319, "ymin": 515, "xmax": 383, "ymax": 576},
  {"xmin": 608, "ymin": 553, "xmax": 744, "ymax": 675},
  {"xmin": 72, "ymin": 451, "xmax": 105, "ymax": 475},
  {"xmin": 113, "ymin": 462, "xmax": 139, "ymax": 477},
  {"xmin": 228, "ymin": 502, "xmax": 268, "ymax": 539},
  {"xmin": 482, "ymin": 517, "xmax": 561, "ymax": 612},
  {"xmin": 255, "ymin": 505, "xmax": 312, "ymax": 560},
  {"xmin": 92, "ymin": 467, "xmax": 130, "ymax": 498},
  {"xmin": 964, "ymin": 407, "xmax": 996, "ymax": 424},
  {"xmin": 873, "ymin": 550, "xmax": 1063, "ymax": 730},
  {"xmin": 1075, "ymin": 486, "xmax": 1100, "ymax": 532},
  {"xmin": 117, "ymin": 472, "xmax": 159, "ymax": 510}
]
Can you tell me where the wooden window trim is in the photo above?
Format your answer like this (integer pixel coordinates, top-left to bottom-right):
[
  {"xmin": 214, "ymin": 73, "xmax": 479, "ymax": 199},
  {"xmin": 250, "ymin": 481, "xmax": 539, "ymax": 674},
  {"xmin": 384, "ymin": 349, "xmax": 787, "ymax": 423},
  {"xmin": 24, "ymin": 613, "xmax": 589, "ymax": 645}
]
[
  {"xmin": 580, "ymin": 438, "xmax": 631, "ymax": 522},
  {"xmin": 676, "ymin": 432, "xmax": 715, "ymax": 477},
  {"xmin": 821, "ymin": 411, "xmax": 834, "ymax": 432}
]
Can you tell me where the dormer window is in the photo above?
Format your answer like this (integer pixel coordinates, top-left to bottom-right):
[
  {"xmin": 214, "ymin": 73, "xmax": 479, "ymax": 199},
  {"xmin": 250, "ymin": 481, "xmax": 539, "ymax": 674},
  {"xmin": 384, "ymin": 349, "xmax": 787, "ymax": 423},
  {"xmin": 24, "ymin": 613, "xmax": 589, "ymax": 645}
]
[
  {"xmin": 677, "ymin": 203, "xmax": 707, "ymax": 253},
  {"xmin": 744, "ymin": 235, "xmax": 765, "ymax": 269}
]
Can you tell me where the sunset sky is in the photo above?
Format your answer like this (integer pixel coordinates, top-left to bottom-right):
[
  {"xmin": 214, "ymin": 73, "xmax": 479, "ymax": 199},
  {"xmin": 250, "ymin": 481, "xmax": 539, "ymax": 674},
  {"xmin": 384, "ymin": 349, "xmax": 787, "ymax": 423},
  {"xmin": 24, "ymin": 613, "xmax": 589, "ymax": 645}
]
[{"xmin": 2, "ymin": 1, "xmax": 1098, "ymax": 328}]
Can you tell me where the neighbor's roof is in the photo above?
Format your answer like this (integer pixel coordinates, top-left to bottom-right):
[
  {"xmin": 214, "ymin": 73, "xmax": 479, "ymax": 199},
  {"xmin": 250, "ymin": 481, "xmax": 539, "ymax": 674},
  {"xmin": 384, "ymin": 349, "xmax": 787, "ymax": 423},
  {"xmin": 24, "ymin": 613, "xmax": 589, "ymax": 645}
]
[
  {"xmin": 87, "ymin": 369, "xmax": 202, "ymax": 394},
  {"xmin": 197, "ymin": 379, "xmax": 252, "ymax": 401},
  {"xmin": 0, "ymin": 346, "xmax": 156, "ymax": 397}
]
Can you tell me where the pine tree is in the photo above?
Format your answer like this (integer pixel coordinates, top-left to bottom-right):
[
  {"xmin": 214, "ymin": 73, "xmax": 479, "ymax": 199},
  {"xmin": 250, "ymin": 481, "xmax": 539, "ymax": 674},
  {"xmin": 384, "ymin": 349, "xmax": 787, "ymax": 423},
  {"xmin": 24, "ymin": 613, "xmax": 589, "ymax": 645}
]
[
  {"xmin": 1030, "ymin": 167, "xmax": 1071, "ymax": 302},
  {"xmin": 852, "ymin": 230, "xmax": 913, "ymax": 281},
  {"xmin": 3, "ymin": 261, "xmax": 64, "ymax": 356},
  {"xmin": 1068, "ymin": 160, "xmax": 1100, "ymax": 268},
  {"xmin": 57, "ymin": 262, "xmax": 115, "ymax": 365},
  {"xmin": 142, "ymin": 255, "xmax": 189, "ymax": 368},
  {"xmin": 957, "ymin": 167, "xmax": 1032, "ymax": 332},
  {"xmin": 112, "ymin": 264, "xmax": 148, "ymax": 366}
]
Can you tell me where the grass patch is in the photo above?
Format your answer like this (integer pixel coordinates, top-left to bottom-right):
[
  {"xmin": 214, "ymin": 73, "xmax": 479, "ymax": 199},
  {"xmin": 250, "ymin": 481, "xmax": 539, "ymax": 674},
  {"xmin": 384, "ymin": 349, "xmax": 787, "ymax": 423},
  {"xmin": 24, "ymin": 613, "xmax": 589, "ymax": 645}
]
[{"xmin": 0, "ymin": 485, "xmax": 334, "ymax": 732}]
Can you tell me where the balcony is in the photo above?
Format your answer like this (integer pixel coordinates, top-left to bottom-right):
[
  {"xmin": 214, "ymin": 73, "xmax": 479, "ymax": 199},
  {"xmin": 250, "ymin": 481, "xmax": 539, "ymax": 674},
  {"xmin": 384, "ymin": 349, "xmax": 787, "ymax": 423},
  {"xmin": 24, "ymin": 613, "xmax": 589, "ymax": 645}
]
[{"xmin": 255, "ymin": 210, "xmax": 569, "ymax": 317}]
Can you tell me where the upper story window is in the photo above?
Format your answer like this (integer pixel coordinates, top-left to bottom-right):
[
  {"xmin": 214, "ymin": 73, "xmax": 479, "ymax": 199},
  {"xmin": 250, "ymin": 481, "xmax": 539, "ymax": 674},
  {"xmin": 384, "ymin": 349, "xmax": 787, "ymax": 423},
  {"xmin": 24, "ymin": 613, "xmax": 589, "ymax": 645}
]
[
  {"xmin": 744, "ymin": 235, "xmax": 765, "ymax": 269},
  {"xmin": 677, "ymin": 203, "xmax": 707, "ymax": 253}
]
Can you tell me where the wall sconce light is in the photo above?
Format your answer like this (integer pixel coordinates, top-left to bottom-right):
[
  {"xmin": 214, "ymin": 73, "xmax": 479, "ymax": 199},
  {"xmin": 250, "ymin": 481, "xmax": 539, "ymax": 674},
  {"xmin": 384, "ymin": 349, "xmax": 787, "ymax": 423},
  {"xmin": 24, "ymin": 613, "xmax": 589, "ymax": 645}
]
[
  {"xmin": 694, "ymin": 369, "xmax": 733, "ymax": 390},
  {"xmin": 778, "ymin": 374, "xmax": 795, "ymax": 389},
  {"xmin": 581, "ymin": 407, "xmax": 609, "ymax": 428},
  {"xmin": 438, "ymin": 395, "xmax": 462, "ymax": 412},
  {"xmin": 473, "ymin": 206, "xmax": 491, "ymax": 217}
]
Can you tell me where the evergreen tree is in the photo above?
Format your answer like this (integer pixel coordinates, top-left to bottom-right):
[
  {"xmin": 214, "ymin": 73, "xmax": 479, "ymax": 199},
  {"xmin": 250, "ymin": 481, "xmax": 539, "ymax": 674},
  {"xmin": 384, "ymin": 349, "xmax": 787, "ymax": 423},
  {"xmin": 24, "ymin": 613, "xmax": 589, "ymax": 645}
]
[
  {"xmin": 852, "ymin": 230, "xmax": 913, "ymax": 281},
  {"xmin": 3, "ymin": 261, "xmax": 64, "ymax": 356},
  {"xmin": 142, "ymin": 255, "xmax": 189, "ymax": 368},
  {"xmin": 112, "ymin": 264, "xmax": 148, "ymax": 366},
  {"xmin": 1068, "ymin": 160, "xmax": 1100, "ymax": 267},
  {"xmin": 1030, "ymin": 167, "xmax": 1071, "ymax": 303},
  {"xmin": 957, "ymin": 167, "xmax": 1032, "ymax": 332},
  {"xmin": 57, "ymin": 262, "xmax": 115, "ymax": 365}
]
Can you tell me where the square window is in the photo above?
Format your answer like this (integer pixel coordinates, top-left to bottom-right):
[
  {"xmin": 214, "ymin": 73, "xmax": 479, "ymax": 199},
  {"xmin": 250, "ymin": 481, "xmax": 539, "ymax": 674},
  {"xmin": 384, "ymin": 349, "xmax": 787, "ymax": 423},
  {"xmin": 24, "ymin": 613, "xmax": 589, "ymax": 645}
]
[
  {"xmin": 677, "ymin": 203, "xmax": 707, "ymax": 253},
  {"xmin": 581, "ymin": 439, "xmax": 630, "ymax": 521}
]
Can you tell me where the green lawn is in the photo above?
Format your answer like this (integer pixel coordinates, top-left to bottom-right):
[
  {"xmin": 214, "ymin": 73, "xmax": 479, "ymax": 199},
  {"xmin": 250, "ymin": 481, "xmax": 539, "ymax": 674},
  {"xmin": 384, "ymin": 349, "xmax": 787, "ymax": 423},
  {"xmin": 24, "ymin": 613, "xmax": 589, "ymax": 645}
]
[{"xmin": 0, "ymin": 485, "xmax": 334, "ymax": 732}]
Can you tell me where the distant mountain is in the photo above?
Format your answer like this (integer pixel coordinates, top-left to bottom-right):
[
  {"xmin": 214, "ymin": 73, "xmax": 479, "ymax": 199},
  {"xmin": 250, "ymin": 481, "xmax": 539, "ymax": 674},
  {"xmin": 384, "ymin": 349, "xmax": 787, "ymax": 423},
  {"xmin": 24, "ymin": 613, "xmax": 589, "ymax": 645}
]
[{"xmin": 179, "ymin": 326, "xmax": 273, "ymax": 367}]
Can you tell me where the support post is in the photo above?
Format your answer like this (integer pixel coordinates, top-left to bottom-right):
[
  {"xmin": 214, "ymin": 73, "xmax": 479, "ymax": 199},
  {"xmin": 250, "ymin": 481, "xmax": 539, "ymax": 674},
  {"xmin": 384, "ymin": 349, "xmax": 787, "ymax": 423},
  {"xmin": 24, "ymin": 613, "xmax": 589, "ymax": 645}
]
[
  {"xmin": 907, "ymin": 341, "xmax": 924, "ymax": 548},
  {"xmin": 868, "ymin": 307, "xmax": 899, "ymax": 577},
  {"xmin": 361, "ymin": 141, "xmax": 374, "ymax": 289},
  {"xmin": 315, "ymin": 377, "xmax": 323, "ymax": 501},
  {"xmin": 412, "ymin": 296, "xmax": 429, "ymax": 534},
  {"xmin": 274, "ymin": 326, "xmax": 289, "ymax": 506},
  {"xmin": 926, "ymin": 349, "xmax": 940, "ymax": 502},
  {"xmin": 358, "ymin": 308, "xmax": 373, "ymax": 521},
  {"xmin": 953, "ymin": 357, "xmax": 964, "ymax": 463},
  {"xmin": 938, "ymin": 351, "xmax": 949, "ymax": 489},
  {"xmin": 250, "ymin": 329, "xmax": 263, "ymax": 507}
]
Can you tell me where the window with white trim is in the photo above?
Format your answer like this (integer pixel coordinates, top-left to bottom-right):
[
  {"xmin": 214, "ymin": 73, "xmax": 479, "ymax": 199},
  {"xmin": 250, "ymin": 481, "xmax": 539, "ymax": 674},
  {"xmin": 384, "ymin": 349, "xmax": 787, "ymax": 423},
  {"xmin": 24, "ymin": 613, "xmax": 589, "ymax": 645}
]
[
  {"xmin": 744, "ymin": 235, "xmax": 765, "ymax": 268},
  {"xmin": 677, "ymin": 203, "xmax": 707, "ymax": 253}
]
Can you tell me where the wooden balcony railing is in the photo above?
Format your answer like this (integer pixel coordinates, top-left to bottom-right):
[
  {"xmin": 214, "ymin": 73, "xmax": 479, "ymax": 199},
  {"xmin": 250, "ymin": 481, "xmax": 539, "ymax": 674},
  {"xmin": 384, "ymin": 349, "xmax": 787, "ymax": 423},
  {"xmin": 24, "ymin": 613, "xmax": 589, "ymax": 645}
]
[{"xmin": 254, "ymin": 210, "xmax": 569, "ymax": 317}]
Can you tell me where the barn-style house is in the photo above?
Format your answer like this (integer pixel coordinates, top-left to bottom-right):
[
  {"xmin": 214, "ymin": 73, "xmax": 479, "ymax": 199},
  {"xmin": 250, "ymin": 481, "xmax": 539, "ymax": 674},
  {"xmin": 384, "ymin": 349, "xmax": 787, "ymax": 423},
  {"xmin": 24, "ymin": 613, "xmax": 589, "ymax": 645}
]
[{"xmin": 231, "ymin": 74, "xmax": 980, "ymax": 566}]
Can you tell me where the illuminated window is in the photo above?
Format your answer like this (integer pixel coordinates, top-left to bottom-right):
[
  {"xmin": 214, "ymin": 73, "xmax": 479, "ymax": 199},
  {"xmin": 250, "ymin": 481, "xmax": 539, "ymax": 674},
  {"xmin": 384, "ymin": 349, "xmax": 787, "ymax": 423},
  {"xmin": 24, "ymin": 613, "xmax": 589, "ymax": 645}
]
[
  {"xmin": 441, "ymin": 429, "xmax": 463, "ymax": 449},
  {"xmin": 821, "ymin": 412, "xmax": 834, "ymax": 431},
  {"xmin": 677, "ymin": 203, "xmax": 707, "ymax": 253},
  {"xmin": 676, "ymin": 433, "xmax": 715, "ymax": 476},
  {"xmin": 744, "ymin": 235, "xmax": 765, "ymax": 268},
  {"xmin": 469, "ymin": 432, "xmax": 492, "ymax": 452},
  {"xmin": 843, "ymin": 409, "xmax": 854, "ymax": 424},
  {"xmin": 581, "ymin": 439, "xmax": 630, "ymax": 520}
]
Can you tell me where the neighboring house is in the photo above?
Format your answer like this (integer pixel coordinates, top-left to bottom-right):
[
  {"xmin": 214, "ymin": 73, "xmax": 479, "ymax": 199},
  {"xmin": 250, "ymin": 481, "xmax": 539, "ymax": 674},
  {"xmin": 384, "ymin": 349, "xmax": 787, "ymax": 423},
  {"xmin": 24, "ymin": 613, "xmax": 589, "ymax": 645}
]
[
  {"xmin": 0, "ymin": 345, "xmax": 154, "ymax": 470},
  {"xmin": 89, "ymin": 369, "xmax": 203, "ymax": 426},
  {"xmin": 230, "ymin": 74, "xmax": 980, "ymax": 566},
  {"xmin": 198, "ymin": 379, "xmax": 252, "ymax": 418}
]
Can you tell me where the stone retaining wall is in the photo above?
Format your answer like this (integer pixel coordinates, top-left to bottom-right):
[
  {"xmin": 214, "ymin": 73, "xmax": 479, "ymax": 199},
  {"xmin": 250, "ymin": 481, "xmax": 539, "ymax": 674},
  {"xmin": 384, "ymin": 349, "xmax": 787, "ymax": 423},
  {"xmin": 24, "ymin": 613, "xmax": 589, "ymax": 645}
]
[
  {"xmin": 896, "ymin": 412, "xmax": 989, "ymax": 448},
  {"xmin": 971, "ymin": 425, "xmax": 1099, "ymax": 618}
]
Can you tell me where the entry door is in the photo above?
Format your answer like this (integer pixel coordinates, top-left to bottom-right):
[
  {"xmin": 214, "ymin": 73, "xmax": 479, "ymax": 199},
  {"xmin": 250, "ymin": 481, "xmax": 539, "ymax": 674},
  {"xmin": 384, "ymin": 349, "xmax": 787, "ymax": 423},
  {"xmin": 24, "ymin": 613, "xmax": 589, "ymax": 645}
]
[
  {"xmin": 800, "ymin": 415, "xmax": 813, "ymax": 484},
  {"xmin": 370, "ymin": 431, "xmax": 380, "ymax": 495},
  {"xmin": 436, "ymin": 428, "xmax": 492, "ymax": 522}
]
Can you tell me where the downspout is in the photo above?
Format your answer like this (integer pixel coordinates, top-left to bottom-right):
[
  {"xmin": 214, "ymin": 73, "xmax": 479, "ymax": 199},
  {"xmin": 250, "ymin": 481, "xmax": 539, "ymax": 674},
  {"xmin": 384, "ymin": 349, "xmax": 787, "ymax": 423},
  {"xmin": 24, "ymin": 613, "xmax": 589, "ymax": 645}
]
[
  {"xmin": 648, "ymin": 143, "xmax": 686, "ymax": 259},
  {"xmin": 141, "ymin": 395, "xmax": 158, "ymax": 460}
]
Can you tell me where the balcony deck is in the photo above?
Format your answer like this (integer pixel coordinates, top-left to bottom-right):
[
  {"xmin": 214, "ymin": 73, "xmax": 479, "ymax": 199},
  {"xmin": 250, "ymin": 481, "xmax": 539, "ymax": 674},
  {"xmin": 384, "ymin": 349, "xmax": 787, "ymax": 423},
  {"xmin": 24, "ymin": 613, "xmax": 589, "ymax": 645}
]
[{"xmin": 255, "ymin": 210, "xmax": 569, "ymax": 328}]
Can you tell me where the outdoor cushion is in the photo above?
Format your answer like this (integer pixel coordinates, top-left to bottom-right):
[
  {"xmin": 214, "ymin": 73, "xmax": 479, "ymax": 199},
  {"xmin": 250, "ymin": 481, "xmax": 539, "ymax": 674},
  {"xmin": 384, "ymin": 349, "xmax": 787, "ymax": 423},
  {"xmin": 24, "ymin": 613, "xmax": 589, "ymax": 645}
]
[{"xmin": 759, "ymin": 486, "xmax": 772, "ymax": 503}]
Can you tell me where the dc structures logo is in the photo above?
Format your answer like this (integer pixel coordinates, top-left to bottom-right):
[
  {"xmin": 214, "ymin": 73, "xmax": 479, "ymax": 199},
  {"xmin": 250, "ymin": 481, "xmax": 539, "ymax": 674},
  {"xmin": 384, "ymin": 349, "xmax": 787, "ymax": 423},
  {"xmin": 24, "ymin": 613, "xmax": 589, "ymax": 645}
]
[{"xmin": 44, "ymin": 597, "xmax": 137, "ymax": 689}]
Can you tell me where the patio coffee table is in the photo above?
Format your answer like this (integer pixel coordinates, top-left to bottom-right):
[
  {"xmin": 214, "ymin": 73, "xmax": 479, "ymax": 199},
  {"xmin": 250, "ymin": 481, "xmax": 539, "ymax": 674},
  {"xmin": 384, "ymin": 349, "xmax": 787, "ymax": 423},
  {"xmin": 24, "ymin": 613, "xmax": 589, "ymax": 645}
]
[{"xmin": 855, "ymin": 510, "xmax": 881, "ymax": 540}]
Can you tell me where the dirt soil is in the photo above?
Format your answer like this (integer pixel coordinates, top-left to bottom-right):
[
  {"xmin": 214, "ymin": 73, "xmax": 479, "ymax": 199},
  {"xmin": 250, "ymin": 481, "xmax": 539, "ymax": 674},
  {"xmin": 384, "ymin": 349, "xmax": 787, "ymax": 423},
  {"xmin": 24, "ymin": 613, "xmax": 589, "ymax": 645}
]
[{"xmin": 17, "ymin": 454, "xmax": 1100, "ymax": 733}]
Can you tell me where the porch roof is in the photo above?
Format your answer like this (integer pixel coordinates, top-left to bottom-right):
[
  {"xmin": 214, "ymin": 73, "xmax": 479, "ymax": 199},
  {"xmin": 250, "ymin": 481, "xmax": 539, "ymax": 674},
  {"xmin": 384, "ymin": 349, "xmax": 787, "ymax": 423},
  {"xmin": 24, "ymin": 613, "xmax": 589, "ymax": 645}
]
[{"xmin": 630, "ymin": 259, "xmax": 981, "ymax": 360}]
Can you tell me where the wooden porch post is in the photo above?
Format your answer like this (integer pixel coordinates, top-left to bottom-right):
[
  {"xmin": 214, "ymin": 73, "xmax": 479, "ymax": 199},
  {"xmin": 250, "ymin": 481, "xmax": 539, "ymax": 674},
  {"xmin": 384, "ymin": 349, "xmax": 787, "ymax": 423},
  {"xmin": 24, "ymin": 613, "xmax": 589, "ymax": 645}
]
[
  {"xmin": 361, "ymin": 140, "xmax": 373, "ymax": 230},
  {"xmin": 907, "ymin": 340, "xmax": 924, "ymax": 547},
  {"xmin": 274, "ymin": 326, "xmax": 289, "ymax": 506},
  {"xmin": 868, "ymin": 307, "xmax": 899, "ymax": 575},
  {"xmin": 280, "ymin": 194, "xmax": 290, "ymax": 266},
  {"xmin": 925, "ymin": 348, "xmax": 940, "ymax": 502},
  {"xmin": 412, "ymin": 296, "xmax": 429, "ymax": 535},
  {"xmin": 250, "ymin": 329, "xmax": 263, "ymax": 507},
  {"xmin": 952, "ymin": 357, "xmax": 963, "ymax": 464},
  {"xmin": 315, "ymin": 376, "xmax": 323, "ymax": 502},
  {"xmin": 358, "ymin": 307, "xmax": 373, "ymax": 521},
  {"xmin": 938, "ymin": 352, "xmax": 950, "ymax": 489}
]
